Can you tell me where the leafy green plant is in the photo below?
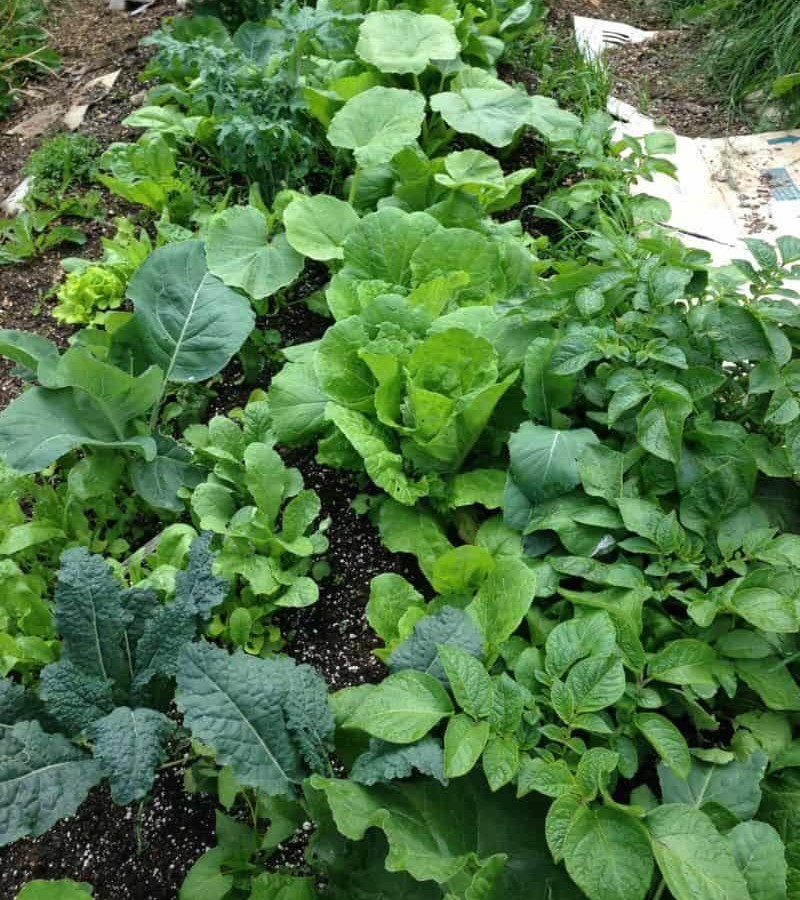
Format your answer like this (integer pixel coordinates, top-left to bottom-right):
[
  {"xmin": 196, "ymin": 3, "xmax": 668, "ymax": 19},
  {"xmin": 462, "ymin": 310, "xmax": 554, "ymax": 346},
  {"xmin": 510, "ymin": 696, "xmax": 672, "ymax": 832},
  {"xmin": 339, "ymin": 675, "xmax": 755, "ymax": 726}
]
[
  {"xmin": 0, "ymin": 454, "xmax": 160, "ymax": 680},
  {"xmin": 0, "ymin": 239, "xmax": 254, "ymax": 509},
  {"xmin": 0, "ymin": 0, "xmax": 59, "ymax": 120},
  {"xmin": 96, "ymin": 134, "xmax": 209, "ymax": 226},
  {"xmin": 24, "ymin": 132, "xmax": 100, "ymax": 195},
  {"xmin": 181, "ymin": 396, "xmax": 330, "ymax": 652},
  {"xmin": 0, "ymin": 193, "xmax": 100, "ymax": 265},
  {"xmin": 53, "ymin": 218, "xmax": 153, "ymax": 325},
  {"xmin": 0, "ymin": 534, "xmax": 228, "ymax": 844},
  {"xmin": 138, "ymin": 13, "xmax": 331, "ymax": 204},
  {"xmin": 16, "ymin": 881, "xmax": 93, "ymax": 900}
]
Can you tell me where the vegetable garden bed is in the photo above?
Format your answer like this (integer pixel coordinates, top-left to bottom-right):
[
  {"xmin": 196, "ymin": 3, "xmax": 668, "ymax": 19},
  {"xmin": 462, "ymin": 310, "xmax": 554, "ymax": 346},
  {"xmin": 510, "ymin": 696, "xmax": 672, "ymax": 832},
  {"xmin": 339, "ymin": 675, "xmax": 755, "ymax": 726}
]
[{"xmin": 1, "ymin": 0, "xmax": 800, "ymax": 899}]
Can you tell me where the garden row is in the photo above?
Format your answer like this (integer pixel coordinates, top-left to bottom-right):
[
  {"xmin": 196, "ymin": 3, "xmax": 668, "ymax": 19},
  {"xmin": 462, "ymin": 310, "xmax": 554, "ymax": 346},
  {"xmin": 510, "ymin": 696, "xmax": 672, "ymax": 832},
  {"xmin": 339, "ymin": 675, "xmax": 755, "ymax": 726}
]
[{"xmin": 2, "ymin": 1, "xmax": 800, "ymax": 899}]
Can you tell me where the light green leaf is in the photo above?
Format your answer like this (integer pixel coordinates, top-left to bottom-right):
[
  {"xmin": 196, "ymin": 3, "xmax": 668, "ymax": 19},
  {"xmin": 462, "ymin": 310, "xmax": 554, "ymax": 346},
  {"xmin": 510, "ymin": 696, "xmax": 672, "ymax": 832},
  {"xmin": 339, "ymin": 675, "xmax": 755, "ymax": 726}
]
[
  {"xmin": 482, "ymin": 733, "xmax": 519, "ymax": 791},
  {"xmin": 444, "ymin": 714, "xmax": 490, "ymax": 778},
  {"xmin": 366, "ymin": 574, "xmax": 425, "ymax": 646},
  {"xmin": 729, "ymin": 820, "xmax": 788, "ymax": 900},
  {"xmin": 206, "ymin": 206, "xmax": 303, "ymax": 300},
  {"xmin": 16, "ymin": 880, "xmax": 93, "ymax": 900},
  {"xmin": 283, "ymin": 195, "xmax": 359, "ymax": 261},
  {"xmin": 328, "ymin": 87, "xmax": 426, "ymax": 168},
  {"xmin": 431, "ymin": 86, "xmax": 531, "ymax": 148},
  {"xmin": 345, "ymin": 670, "xmax": 453, "ymax": 743},
  {"xmin": 634, "ymin": 713, "xmax": 691, "ymax": 779},
  {"xmin": 438, "ymin": 644, "xmax": 493, "ymax": 719},
  {"xmin": 563, "ymin": 806, "xmax": 653, "ymax": 900},
  {"xmin": 356, "ymin": 11, "xmax": 459, "ymax": 75},
  {"xmin": 647, "ymin": 804, "xmax": 751, "ymax": 900}
]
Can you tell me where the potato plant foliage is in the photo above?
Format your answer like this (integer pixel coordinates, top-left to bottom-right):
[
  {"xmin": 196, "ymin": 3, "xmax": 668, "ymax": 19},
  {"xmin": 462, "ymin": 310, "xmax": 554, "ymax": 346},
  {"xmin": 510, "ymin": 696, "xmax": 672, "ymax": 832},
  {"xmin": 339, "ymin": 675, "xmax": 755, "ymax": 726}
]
[{"xmin": 2, "ymin": 0, "xmax": 800, "ymax": 899}]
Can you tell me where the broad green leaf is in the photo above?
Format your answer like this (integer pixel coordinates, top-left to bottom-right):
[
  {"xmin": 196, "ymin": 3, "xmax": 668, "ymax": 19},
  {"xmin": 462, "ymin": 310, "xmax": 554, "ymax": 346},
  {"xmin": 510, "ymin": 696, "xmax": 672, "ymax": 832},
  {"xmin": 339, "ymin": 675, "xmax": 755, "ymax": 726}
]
[
  {"xmin": 634, "ymin": 713, "xmax": 691, "ymax": 779},
  {"xmin": 327, "ymin": 87, "xmax": 426, "ymax": 168},
  {"xmin": 517, "ymin": 756, "xmax": 576, "ymax": 799},
  {"xmin": 647, "ymin": 639, "xmax": 717, "ymax": 688},
  {"xmin": 356, "ymin": 11, "xmax": 459, "ymax": 75},
  {"xmin": 729, "ymin": 820, "xmax": 788, "ymax": 900},
  {"xmin": 566, "ymin": 655, "xmax": 626, "ymax": 714},
  {"xmin": 309, "ymin": 771, "xmax": 580, "ymax": 896},
  {"xmin": 283, "ymin": 195, "xmax": 359, "ymax": 261},
  {"xmin": 344, "ymin": 670, "xmax": 453, "ymax": 743},
  {"xmin": 431, "ymin": 86, "xmax": 530, "ymax": 148},
  {"xmin": 657, "ymin": 751, "xmax": 768, "ymax": 820},
  {"xmin": 268, "ymin": 361, "xmax": 329, "ymax": 446},
  {"xmin": 482, "ymin": 733, "xmax": 520, "ymax": 791},
  {"xmin": 444, "ymin": 714, "xmax": 490, "ymax": 778},
  {"xmin": 88, "ymin": 707, "xmax": 174, "ymax": 805},
  {"xmin": 0, "ymin": 721, "xmax": 103, "ymax": 845},
  {"xmin": 125, "ymin": 240, "xmax": 255, "ymax": 383},
  {"xmin": 432, "ymin": 545, "xmax": 495, "ymax": 594},
  {"xmin": 467, "ymin": 556, "xmax": 537, "ymax": 653},
  {"xmin": 508, "ymin": 423, "xmax": 599, "ymax": 504},
  {"xmin": 636, "ymin": 384, "xmax": 693, "ymax": 463},
  {"xmin": 176, "ymin": 643, "xmax": 333, "ymax": 795},
  {"xmin": 206, "ymin": 206, "xmax": 304, "ymax": 300},
  {"xmin": 0, "ymin": 387, "xmax": 156, "ymax": 474},
  {"xmin": 0, "ymin": 329, "xmax": 58, "ymax": 373},
  {"xmin": 736, "ymin": 658, "xmax": 800, "ymax": 711},
  {"xmin": 366, "ymin": 574, "xmax": 425, "ymax": 646},
  {"xmin": 375, "ymin": 499, "xmax": 454, "ymax": 584},
  {"xmin": 178, "ymin": 847, "xmax": 234, "ymax": 900},
  {"xmin": 647, "ymin": 804, "xmax": 751, "ymax": 900},
  {"xmin": 16, "ymin": 881, "xmax": 93, "ymax": 900},
  {"xmin": 342, "ymin": 206, "xmax": 440, "ymax": 285},
  {"xmin": 438, "ymin": 644, "xmax": 493, "ymax": 719},
  {"xmin": 563, "ymin": 806, "xmax": 653, "ymax": 900},
  {"xmin": 727, "ymin": 570, "xmax": 800, "ymax": 632},
  {"xmin": 545, "ymin": 612, "xmax": 617, "ymax": 679}
]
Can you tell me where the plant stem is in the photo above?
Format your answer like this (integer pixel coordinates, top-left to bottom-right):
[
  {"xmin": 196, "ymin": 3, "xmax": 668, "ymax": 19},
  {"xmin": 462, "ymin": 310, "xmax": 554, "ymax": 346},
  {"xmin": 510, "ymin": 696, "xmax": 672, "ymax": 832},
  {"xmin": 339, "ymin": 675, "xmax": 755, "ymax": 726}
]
[{"xmin": 652, "ymin": 878, "xmax": 666, "ymax": 900}]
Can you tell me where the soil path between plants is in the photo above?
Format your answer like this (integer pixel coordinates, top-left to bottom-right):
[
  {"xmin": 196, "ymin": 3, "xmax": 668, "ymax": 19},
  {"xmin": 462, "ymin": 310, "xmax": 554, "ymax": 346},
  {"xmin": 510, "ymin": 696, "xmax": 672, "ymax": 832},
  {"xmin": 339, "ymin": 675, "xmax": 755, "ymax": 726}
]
[{"xmin": 552, "ymin": 0, "xmax": 749, "ymax": 136}]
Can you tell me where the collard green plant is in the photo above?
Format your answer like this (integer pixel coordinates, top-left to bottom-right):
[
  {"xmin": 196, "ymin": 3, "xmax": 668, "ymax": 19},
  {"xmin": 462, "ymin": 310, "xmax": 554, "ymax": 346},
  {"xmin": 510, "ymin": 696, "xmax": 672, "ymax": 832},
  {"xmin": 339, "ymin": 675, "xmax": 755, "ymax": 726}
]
[
  {"xmin": 0, "ymin": 534, "xmax": 227, "ymax": 843},
  {"xmin": 0, "ymin": 240, "xmax": 254, "ymax": 509}
]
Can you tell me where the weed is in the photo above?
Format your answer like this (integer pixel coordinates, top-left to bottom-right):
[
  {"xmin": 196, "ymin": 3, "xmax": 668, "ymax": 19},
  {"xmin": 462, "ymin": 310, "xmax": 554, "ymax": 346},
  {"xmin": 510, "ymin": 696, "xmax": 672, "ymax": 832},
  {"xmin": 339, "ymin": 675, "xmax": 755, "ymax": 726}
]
[{"xmin": 24, "ymin": 132, "xmax": 101, "ymax": 195}]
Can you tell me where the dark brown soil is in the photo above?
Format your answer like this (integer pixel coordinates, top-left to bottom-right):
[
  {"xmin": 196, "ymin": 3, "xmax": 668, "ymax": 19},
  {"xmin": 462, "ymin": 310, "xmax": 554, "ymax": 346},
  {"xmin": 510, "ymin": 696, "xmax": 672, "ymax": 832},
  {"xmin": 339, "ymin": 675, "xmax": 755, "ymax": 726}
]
[
  {"xmin": 548, "ymin": 0, "xmax": 750, "ymax": 137},
  {"xmin": 0, "ymin": 0, "xmax": 173, "ymax": 406},
  {"xmin": 0, "ymin": 768, "xmax": 217, "ymax": 900},
  {"xmin": 606, "ymin": 30, "xmax": 750, "ymax": 137}
]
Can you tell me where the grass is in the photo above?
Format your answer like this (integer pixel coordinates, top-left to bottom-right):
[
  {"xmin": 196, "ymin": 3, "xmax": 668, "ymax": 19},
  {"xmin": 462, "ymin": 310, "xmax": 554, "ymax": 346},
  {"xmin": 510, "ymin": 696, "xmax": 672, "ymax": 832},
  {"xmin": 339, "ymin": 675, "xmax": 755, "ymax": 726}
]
[
  {"xmin": 663, "ymin": 0, "xmax": 800, "ymax": 126},
  {"xmin": 0, "ymin": 0, "xmax": 59, "ymax": 120}
]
